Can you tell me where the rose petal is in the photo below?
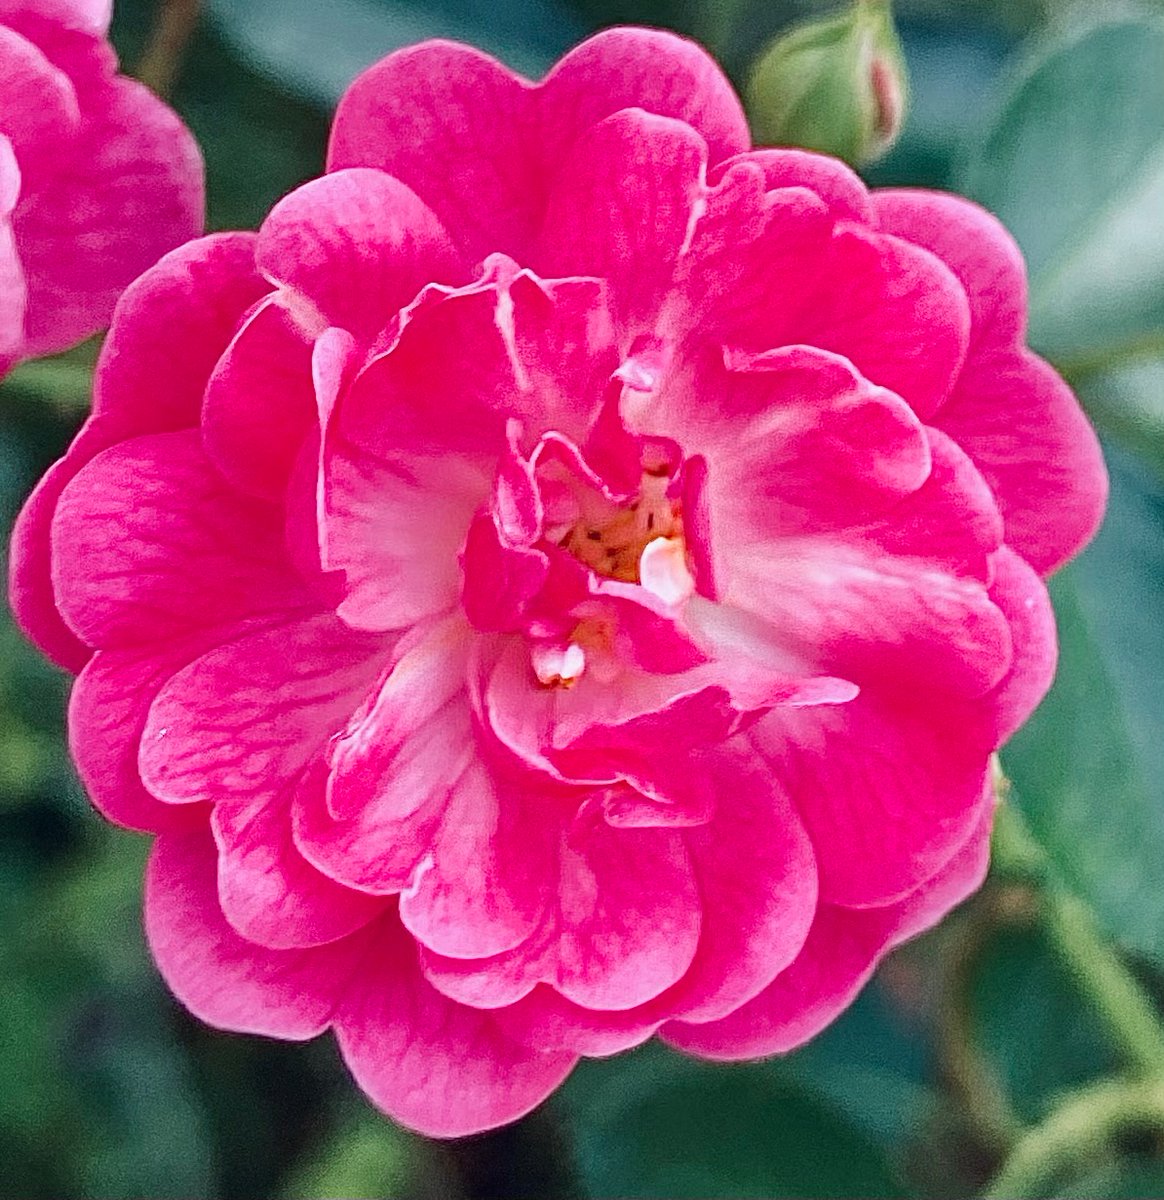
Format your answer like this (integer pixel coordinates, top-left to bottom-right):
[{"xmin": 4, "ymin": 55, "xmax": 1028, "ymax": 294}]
[{"xmin": 334, "ymin": 914, "xmax": 576, "ymax": 1137}]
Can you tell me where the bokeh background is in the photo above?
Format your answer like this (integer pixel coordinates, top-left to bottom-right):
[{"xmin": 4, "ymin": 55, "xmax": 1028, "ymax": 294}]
[{"xmin": 2, "ymin": 1, "xmax": 1163, "ymax": 1196}]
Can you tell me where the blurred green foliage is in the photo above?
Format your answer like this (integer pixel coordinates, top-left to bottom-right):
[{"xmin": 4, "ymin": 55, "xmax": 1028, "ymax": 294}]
[{"xmin": 3, "ymin": 0, "xmax": 1164, "ymax": 1196}]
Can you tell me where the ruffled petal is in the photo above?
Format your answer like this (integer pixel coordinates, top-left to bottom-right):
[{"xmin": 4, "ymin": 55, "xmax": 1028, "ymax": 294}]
[
  {"xmin": 663, "ymin": 803, "xmax": 992, "ymax": 1058},
  {"xmin": 532, "ymin": 108, "xmax": 707, "ymax": 335},
  {"xmin": 93, "ymin": 232, "xmax": 267, "ymax": 436},
  {"xmin": 334, "ymin": 914, "xmax": 576, "ymax": 1137},
  {"xmin": 69, "ymin": 634, "xmax": 226, "ymax": 833},
  {"xmin": 51, "ymin": 431, "xmax": 311, "ymax": 649},
  {"xmin": 255, "ymin": 168, "xmax": 464, "ymax": 345},
  {"xmin": 201, "ymin": 297, "xmax": 316, "ymax": 500},
  {"xmin": 874, "ymin": 189, "xmax": 1106, "ymax": 572},
  {"xmin": 212, "ymin": 762, "xmax": 387, "ymax": 950},
  {"xmin": 145, "ymin": 824, "xmax": 367, "ymax": 1038},
  {"xmin": 752, "ymin": 688, "xmax": 993, "ymax": 906},
  {"xmin": 15, "ymin": 73, "xmax": 203, "ymax": 356},
  {"xmin": 328, "ymin": 29, "xmax": 747, "ymax": 264},
  {"xmin": 139, "ymin": 614, "xmax": 387, "ymax": 806},
  {"xmin": 421, "ymin": 803, "xmax": 701, "ymax": 1012}
]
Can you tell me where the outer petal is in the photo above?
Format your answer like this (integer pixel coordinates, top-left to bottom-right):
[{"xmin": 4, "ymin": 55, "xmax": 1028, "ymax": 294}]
[
  {"xmin": 874, "ymin": 189, "xmax": 1106, "ymax": 572},
  {"xmin": 0, "ymin": 0, "xmax": 112, "ymax": 33},
  {"xmin": 51, "ymin": 431, "xmax": 311, "ymax": 650},
  {"xmin": 663, "ymin": 803, "xmax": 993, "ymax": 1058},
  {"xmin": 667, "ymin": 169, "xmax": 971, "ymax": 421},
  {"xmin": 140, "ymin": 615, "xmax": 387, "ymax": 807},
  {"xmin": 93, "ymin": 232, "xmax": 267, "ymax": 436},
  {"xmin": 255, "ymin": 169, "xmax": 464, "ymax": 345},
  {"xmin": 16, "ymin": 73, "xmax": 203, "ymax": 357},
  {"xmin": 710, "ymin": 148, "xmax": 872, "ymax": 222},
  {"xmin": 538, "ymin": 28, "xmax": 749, "ymax": 165},
  {"xmin": 201, "ymin": 297, "xmax": 316, "ymax": 499},
  {"xmin": 68, "ymin": 634, "xmax": 230, "ymax": 833},
  {"xmin": 212, "ymin": 762, "xmax": 387, "ymax": 950},
  {"xmin": 9, "ymin": 434, "xmax": 100, "ymax": 670},
  {"xmin": 0, "ymin": 134, "xmax": 25, "ymax": 363},
  {"xmin": 10, "ymin": 236, "xmax": 264, "ymax": 671},
  {"xmin": 752, "ymin": 687, "xmax": 993, "ymax": 906},
  {"xmin": 532, "ymin": 109, "xmax": 707, "ymax": 334},
  {"xmin": 145, "ymin": 825, "xmax": 367, "ymax": 1038},
  {"xmin": 492, "ymin": 754, "xmax": 819, "ymax": 1052},
  {"xmin": 422, "ymin": 807, "xmax": 701, "ymax": 1013},
  {"xmin": 0, "ymin": 24, "xmax": 80, "ymax": 187},
  {"xmin": 328, "ymin": 29, "xmax": 747, "ymax": 263},
  {"xmin": 980, "ymin": 545, "xmax": 1057, "ymax": 745},
  {"xmin": 936, "ymin": 350, "xmax": 1106, "ymax": 575},
  {"xmin": 334, "ymin": 914, "xmax": 577, "ymax": 1137}
]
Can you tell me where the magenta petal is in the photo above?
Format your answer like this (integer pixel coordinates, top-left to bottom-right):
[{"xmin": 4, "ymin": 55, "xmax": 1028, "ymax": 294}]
[
  {"xmin": 710, "ymin": 148, "xmax": 872, "ymax": 221},
  {"xmin": 678, "ymin": 346, "xmax": 931, "ymax": 556},
  {"xmin": 423, "ymin": 808, "xmax": 702, "ymax": 1013},
  {"xmin": 754, "ymin": 688, "xmax": 992, "ymax": 906},
  {"xmin": 145, "ymin": 825, "xmax": 366, "ymax": 1039},
  {"xmin": 981, "ymin": 546, "xmax": 1057, "ymax": 744},
  {"xmin": 9, "ymin": 438, "xmax": 98, "ymax": 670},
  {"xmin": 140, "ymin": 615, "xmax": 387, "ymax": 807},
  {"xmin": 93, "ymin": 232, "xmax": 267, "ymax": 437},
  {"xmin": 328, "ymin": 29, "xmax": 746, "ymax": 265},
  {"xmin": 212, "ymin": 763, "xmax": 386, "ymax": 950},
  {"xmin": 398, "ymin": 758, "xmax": 555, "ymax": 960},
  {"xmin": 256, "ymin": 168, "xmax": 463, "ymax": 344},
  {"xmin": 668, "ymin": 754, "xmax": 817, "ymax": 1022},
  {"xmin": 16, "ymin": 73, "xmax": 203, "ymax": 357},
  {"xmin": 936, "ymin": 349, "xmax": 1106, "ymax": 575},
  {"xmin": 539, "ymin": 28, "xmax": 749, "ymax": 166},
  {"xmin": 335, "ymin": 915, "xmax": 577, "ymax": 1137},
  {"xmin": 52, "ymin": 431, "xmax": 311, "ymax": 649},
  {"xmin": 663, "ymin": 805, "xmax": 992, "ymax": 1058},
  {"xmin": 328, "ymin": 42, "xmax": 539, "ymax": 261},
  {"xmin": 0, "ymin": 24, "xmax": 80, "ymax": 186},
  {"xmin": 0, "ymin": 0, "xmax": 112, "ymax": 34},
  {"xmin": 341, "ymin": 269, "xmax": 615, "ymax": 460},
  {"xmin": 875, "ymin": 189, "xmax": 1106, "ymax": 572},
  {"xmin": 494, "ymin": 985, "xmax": 660, "ymax": 1056},
  {"xmin": 69, "ymin": 637, "xmax": 224, "ymax": 833},
  {"xmin": 201, "ymin": 298, "xmax": 316, "ymax": 499},
  {"xmin": 551, "ymin": 811, "xmax": 701, "ymax": 1011},
  {"xmin": 533, "ymin": 108, "xmax": 708, "ymax": 334}
]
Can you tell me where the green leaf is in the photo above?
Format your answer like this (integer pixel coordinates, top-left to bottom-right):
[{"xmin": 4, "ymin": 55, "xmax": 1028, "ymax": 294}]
[
  {"xmin": 1002, "ymin": 444, "xmax": 1164, "ymax": 968},
  {"xmin": 205, "ymin": 0, "xmax": 587, "ymax": 107},
  {"xmin": 957, "ymin": 17, "xmax": 1164, "ymax": 374},
  {"xmin": 562, "ymin": 1043, "xmax": 909, "ymax": 1198}
]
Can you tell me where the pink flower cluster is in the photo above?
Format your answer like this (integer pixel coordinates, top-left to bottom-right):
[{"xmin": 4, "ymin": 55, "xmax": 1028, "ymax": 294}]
[
  {"xmin": 0, "ymin": 0, "xmax": 202, "ymax": 371},
  {"xmin": 11, "ymin": 29, "xmax": 1106, "ymax": 1135}
]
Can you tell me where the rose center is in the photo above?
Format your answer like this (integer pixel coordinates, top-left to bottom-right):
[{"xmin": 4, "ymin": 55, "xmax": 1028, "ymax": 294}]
[{"xmin": 557, "ymin": 469, "xmax": 682, "ymax": 584}]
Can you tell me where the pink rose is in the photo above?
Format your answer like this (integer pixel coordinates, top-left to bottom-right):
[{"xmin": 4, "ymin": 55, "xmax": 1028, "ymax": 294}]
[
  {"xmin": 0, "ymin": 0, "xmax": 203, "ymax": 372},
  {"xmin": 9, "ymin": 29, "xmax": 1106, "ymax": 1136}
]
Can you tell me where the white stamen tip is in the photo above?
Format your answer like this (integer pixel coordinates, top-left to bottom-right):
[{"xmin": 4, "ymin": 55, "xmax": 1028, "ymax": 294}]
[
  {"xmin": 532, "ymin": 642, "xmax": 587, "ymax": 687},
  {"xmin": 639, "ymin": 536, "xmax": 695, "ymax": 606}
]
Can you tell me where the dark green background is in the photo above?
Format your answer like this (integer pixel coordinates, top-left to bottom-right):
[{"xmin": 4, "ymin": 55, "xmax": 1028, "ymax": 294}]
[{"xmin": 3, "ymin": 1, "xmax": 1163, "ymax": 1195}]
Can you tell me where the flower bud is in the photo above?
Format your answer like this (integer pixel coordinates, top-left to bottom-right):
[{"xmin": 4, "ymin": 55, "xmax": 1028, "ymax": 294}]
[{"xmin": 745, "ymin": 0, "xmax": 908, "ymax": 167}]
